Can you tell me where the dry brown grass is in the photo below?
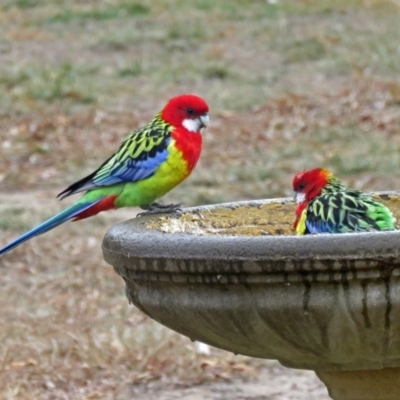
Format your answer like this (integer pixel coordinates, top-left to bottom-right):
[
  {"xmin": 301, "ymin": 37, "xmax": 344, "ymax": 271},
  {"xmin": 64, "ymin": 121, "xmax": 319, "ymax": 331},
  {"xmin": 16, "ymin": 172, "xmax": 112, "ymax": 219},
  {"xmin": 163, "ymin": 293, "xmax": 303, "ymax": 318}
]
[
  {"xmin": 1, "ymin": 0, "xmax": 400, "ymax": 398},
  {"xmin": 0, "ymin": 194, "xmax": 265, "ymax": 399}
]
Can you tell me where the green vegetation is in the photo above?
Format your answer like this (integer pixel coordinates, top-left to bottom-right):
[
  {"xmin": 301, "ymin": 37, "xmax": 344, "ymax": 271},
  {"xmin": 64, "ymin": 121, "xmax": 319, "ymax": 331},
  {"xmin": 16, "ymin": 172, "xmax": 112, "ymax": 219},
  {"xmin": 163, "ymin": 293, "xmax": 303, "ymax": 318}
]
[{"xmin": 44, "ymin": 3, "xmax": 150, "ymax": 24}]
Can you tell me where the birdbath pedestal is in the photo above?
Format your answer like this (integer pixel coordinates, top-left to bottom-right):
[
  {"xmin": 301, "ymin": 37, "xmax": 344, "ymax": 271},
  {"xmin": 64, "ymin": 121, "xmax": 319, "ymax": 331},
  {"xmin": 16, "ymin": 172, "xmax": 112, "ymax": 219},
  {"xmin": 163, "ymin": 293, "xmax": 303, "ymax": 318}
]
[{"xmin": 102, "ymin": 194, "xmax": 400, "ymax": 400}]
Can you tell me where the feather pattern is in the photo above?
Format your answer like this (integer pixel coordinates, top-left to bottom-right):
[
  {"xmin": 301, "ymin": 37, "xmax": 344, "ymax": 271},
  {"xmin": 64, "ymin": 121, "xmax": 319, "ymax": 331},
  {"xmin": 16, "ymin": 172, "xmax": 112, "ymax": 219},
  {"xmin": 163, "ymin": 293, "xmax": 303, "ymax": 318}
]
[
  {"xmin": 305, "ymin": 190, "xmax": 395, "ymax": 233},
  {"xmin": 58, "ymin": 115, "xmax": 172, "ymax": 199},
  {"xmin": 293, "ymin": 168, "xmax": 396, "ymax": 235}
]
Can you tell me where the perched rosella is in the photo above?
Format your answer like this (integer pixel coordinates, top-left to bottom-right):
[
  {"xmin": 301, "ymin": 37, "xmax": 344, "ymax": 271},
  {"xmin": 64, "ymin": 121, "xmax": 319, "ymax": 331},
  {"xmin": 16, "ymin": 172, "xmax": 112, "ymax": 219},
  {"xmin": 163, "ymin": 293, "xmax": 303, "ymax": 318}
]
[
  {"xmin": 293, "ymin": 168, "xmax": 396, "ymax": 235},
  {"xmin": 0, "ymin": 94, "xmax": 209, "ymax": 256}
]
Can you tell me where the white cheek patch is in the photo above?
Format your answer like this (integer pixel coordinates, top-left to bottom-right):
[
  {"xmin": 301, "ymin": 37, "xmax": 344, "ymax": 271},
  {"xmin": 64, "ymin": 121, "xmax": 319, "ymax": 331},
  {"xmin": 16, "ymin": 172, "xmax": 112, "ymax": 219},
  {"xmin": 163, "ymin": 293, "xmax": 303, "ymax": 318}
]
[
  {"xmin": 182, "ymin": 118, "xmax": 200, "ymax": 133},
  {"xmin": 296, "ymin": 192, "xmax": 306, "ymax": 204}
]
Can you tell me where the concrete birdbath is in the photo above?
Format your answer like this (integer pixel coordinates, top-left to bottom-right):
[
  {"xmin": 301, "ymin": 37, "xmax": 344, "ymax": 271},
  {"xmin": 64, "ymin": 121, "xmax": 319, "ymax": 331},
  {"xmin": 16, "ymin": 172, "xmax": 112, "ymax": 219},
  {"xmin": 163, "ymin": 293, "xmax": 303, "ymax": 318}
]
[{"xmin": 102, "ymin": 192, "xmax": 400, "ymax": 400}]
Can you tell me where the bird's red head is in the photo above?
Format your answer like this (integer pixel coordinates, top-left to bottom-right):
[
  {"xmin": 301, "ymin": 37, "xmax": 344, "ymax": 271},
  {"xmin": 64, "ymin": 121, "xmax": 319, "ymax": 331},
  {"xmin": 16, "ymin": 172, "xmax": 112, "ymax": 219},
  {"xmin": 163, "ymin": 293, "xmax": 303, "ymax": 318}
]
[
  {"xmin": 161, "ymin": 94, "xmax": 209, "ymax": 133},
  {"xmin": 292, "ymin": 168, "xmax": 333, "ymax": 204}
]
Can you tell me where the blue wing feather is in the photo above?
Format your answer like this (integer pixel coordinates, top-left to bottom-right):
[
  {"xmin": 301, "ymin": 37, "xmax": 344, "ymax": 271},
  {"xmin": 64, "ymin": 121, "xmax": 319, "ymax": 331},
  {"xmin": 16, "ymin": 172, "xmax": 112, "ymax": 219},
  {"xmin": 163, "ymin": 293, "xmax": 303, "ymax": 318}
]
[
  {"xmin": 58, "ymin": 122, "xmax": 172, "ymax": 199},
  {"xmin": 93, "ymin": 147, "xmax": 169, "ymax": 186},
  {"xmin": 306, "ymin": 220, "xmax": 334, "ymax": 234}
]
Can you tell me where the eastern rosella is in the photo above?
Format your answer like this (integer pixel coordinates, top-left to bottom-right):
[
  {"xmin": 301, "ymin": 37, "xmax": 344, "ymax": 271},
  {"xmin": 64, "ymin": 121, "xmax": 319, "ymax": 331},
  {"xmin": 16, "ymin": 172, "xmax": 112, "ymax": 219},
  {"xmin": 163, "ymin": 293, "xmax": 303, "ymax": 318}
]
[
  {"xmin": 292, "ymin": 168, "xmax": 396, "ymax": 235},
  {"xmin": 0, "ymin": 94, "xmax": 209, "ymax": 256}
]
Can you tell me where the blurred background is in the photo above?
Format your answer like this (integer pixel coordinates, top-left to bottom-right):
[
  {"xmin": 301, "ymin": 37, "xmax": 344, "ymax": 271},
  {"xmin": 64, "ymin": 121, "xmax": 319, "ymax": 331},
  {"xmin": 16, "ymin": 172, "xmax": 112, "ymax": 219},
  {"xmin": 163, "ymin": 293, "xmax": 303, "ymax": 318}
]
[{"xmin": 0, "ymin": 0, "xmax": 400, "ymax": 398}]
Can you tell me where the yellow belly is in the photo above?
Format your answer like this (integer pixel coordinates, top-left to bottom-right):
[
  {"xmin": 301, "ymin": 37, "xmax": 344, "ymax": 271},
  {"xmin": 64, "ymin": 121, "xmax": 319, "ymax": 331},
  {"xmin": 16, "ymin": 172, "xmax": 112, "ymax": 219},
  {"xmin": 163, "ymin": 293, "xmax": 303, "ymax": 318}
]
[
  {"xmin": 115, "ymin": 144, "xmax": 190, "ymax": 207},
  {"xmin": 296, "ymin": 209, "xmax": 308, "ymax": 235}
]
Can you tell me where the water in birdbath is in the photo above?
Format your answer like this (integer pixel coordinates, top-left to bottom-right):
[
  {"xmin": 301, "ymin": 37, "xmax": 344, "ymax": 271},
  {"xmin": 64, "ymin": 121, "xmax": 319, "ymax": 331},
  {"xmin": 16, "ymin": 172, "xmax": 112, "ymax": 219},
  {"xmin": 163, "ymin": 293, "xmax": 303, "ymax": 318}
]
[{"xmin": 147, "ymin": 193, "xmax": 400, "ymax": 236}]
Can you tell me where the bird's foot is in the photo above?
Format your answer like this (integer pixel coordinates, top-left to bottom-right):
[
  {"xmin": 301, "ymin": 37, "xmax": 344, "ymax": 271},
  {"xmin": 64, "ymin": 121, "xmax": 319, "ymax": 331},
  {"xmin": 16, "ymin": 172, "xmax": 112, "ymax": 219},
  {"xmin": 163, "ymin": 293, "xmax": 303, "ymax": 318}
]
[{"xmin": 137, "ymin": 202, "xmax": 182, "ymax": 217}]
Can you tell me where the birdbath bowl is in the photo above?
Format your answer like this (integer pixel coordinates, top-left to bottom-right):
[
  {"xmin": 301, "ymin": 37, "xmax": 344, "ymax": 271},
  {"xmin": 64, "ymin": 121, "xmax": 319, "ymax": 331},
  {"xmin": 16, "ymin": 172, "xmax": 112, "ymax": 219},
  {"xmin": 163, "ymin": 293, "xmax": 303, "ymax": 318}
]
[{"xmin": 102, "ymin": 192, "xmax": 400, "ymax": 400}]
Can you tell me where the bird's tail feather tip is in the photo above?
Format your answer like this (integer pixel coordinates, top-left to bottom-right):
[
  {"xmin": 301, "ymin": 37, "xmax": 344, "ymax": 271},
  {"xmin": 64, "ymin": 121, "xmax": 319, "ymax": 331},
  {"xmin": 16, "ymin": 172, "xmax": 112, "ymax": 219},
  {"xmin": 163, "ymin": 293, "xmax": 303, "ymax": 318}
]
[{"xmin": 0, "ymin": 199, "xmax": 106, "ymax": 257}]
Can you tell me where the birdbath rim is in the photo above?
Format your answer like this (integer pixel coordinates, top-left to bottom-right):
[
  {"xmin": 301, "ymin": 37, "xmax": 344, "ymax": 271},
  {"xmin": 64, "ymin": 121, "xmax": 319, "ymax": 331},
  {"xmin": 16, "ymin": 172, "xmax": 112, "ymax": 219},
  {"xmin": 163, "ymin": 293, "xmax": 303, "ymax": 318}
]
[{"xmin": 102, "ymin": 191, "xmax": 400, "ymax": 277}]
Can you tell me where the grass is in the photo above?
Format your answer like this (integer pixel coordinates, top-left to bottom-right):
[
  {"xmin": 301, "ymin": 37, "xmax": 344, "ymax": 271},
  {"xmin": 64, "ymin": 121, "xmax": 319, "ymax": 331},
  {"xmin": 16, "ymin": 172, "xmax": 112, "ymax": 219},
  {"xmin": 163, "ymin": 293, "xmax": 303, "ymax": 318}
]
[
  {"xmin": 43, "ymin": 3, "xmax": 150, "ymax": 24},
  {"xmin": 0, "ymin": 208, "xmax": 30, "ymax": 231},
  {"xmin": 1, "ymin": 0, "xmax": 400, "ymax": 398},
  {"xmin": 0, "ymin": 64, "xmax": 100, "ymax": 115}
]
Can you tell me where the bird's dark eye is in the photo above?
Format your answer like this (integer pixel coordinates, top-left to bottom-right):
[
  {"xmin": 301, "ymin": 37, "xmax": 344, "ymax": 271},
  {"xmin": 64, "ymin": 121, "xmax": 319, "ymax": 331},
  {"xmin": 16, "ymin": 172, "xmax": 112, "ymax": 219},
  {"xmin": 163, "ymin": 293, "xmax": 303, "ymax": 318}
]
[
  {"xmin": 298, "ymin": 183, "xmax": 306, "ymax": 189},
  {"xmin": 186, "ymin": 107, "xmax": 195, "ymax": 116}
]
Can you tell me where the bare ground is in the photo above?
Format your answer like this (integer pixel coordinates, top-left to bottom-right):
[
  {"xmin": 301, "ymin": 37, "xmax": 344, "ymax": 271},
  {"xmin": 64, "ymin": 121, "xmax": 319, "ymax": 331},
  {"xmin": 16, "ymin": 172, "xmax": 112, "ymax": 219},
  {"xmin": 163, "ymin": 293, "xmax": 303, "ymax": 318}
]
[{"xmin": 129, "ymin": 365, "xmax": 329, "ymax": 400}]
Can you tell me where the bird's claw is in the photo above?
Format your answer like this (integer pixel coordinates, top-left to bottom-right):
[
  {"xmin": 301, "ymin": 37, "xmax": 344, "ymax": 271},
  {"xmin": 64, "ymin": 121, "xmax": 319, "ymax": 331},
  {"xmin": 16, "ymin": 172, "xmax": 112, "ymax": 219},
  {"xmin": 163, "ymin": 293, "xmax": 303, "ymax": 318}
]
[{"xmin": 137, "ymin": 202, "xmax": 182, "ymax": 217}]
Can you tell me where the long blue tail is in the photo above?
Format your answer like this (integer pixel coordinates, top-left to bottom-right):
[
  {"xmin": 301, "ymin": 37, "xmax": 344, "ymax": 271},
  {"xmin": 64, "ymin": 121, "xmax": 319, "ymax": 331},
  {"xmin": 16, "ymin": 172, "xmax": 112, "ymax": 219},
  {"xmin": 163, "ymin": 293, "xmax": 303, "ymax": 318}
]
[{"xmin": 0, "ymin": 200, "xmax": 101, "ymax": 257}]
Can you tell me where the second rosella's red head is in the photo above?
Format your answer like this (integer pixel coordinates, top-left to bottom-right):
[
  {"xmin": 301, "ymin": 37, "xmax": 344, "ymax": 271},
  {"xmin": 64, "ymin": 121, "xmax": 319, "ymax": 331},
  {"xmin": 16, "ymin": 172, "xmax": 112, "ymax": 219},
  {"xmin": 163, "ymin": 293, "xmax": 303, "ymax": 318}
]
[
  {"xmin": 292, "ymin": 168, "xmax": 334, "ymax": 204},
  {"xmin": 161, "ymin": 94, "xmax": 209, "ymax": 133}
]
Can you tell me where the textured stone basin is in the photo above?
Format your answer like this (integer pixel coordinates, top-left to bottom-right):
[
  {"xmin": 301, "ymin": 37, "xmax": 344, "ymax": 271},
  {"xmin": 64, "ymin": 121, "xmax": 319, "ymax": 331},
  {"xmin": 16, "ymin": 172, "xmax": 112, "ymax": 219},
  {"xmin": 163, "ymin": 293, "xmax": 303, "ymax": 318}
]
[{"xmin": 102, "ymin": 192, "xmax": 400, "ymax": 376}]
